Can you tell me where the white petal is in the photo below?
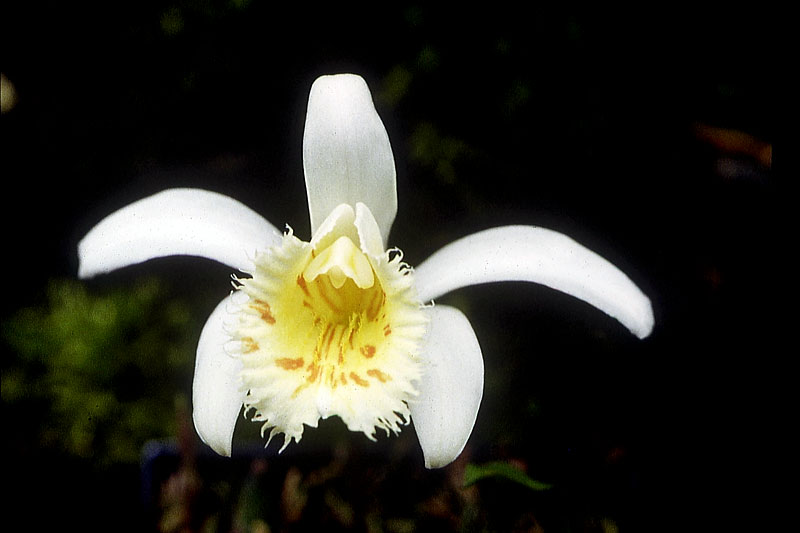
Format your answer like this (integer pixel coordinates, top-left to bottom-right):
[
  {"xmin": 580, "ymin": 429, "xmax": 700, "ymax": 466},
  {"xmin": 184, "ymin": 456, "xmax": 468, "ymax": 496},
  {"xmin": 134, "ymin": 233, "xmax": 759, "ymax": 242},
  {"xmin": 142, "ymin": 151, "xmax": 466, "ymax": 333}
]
[
  {"xmin": 414, "ymin": 226, "xmax": 654, "ymax": 339},
  {"xmin": 411, "ymin": 305, "xmax": 484, "ymax": 469},
  {"xmin": 78, "ymin": 188, "xmax": 282, "ymax": 278},
  {"xmin": 192, "ymin": 295, "xmax": 244, "ymax": 457},
  {"xmin": 303, "ymin": 74, "xmax": 397, "ymax": 245}
]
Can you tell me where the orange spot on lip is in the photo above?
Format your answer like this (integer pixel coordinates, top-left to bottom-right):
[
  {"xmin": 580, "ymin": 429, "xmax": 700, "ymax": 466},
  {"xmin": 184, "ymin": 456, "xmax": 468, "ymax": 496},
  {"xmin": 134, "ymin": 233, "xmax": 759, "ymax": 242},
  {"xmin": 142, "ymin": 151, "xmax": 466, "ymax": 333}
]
[
  {"xmin": 275, "ymin": 357, "xmax": 304, "ymax": 370},
  {"xmin": 241, "ymin": 337, "xmax": 259, "ymax": 353},
  {"xmin": 349, "ymin": 372, "xmax": 369, "ymax": 387},
  {"xmin": 383, "ymin": 324, "xmax": 392, "ymax": 336},
  {"xmin": 360, "ymin": 345, "xmax": 376, "ymax": 358},
  {"xmin": 306, "ymin": 363, "xmax": 320, "ymax": 383},
  {"xmin": 367, "ymin": 369, "xmax": 391, "ymax": 383},
  {"xmin": 251, "ymin": 299, "xmax": 276, "ymax": 324}
]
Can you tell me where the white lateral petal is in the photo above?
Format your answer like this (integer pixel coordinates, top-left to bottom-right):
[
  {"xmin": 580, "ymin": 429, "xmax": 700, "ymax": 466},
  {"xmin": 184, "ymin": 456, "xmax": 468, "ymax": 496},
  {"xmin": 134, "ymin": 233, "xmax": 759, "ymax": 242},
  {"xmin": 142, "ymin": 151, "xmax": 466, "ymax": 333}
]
[
  {"xmin": 192, "ymin": 295, "xmax": 244, "ymax": 457},
  {"xmin": 411, "ymin": 305, "xmax": 484, "ymax": 469},
  {"xmin": 414, "ymin": 226, "xmax": 654, "ymax": 339},
  {"xmin": 303, "ymin": 74, "xmax": 397, "ymax": 244},
  {"xmin": 78, "ymin": 188, "xmax": 282, "ymax": 278}
]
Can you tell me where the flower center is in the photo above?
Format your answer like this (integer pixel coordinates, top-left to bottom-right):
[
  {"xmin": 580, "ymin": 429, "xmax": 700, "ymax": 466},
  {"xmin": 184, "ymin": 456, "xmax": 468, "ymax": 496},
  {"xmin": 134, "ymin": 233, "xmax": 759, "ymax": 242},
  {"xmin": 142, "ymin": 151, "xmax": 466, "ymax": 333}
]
[{"xmin": 231, "ymin": 208, "xmax": 427, "ymax": 451}]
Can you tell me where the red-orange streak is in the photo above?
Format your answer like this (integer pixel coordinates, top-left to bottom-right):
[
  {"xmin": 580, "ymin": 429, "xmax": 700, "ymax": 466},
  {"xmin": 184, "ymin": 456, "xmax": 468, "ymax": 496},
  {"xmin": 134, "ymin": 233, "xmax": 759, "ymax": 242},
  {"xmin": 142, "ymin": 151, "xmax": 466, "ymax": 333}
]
[
  {"xmin": 366, "ymin": 290, "xmax": 383, "ymax": 321},
  {"xmin": 367, "ymin": 369, "xmax": 391, "ymax": 383},
  {"xmin": 349, "ymin": 372, "xmax": 369, "ymax": 387},
  {"xmin": 275, "ymin": 357, "xmax": 304, "ymax": 370},
  {"xmin": 315, "ymin": 279, "xmax": 342, "ymax": 314},
  {"xmin": 296, "ymin": 275, "xmax": 311, "ymax": 297},
  {"xmin": 323, "ymin": 324, "xmax": 336, "ymax": 359},
  {"xmin": 306, "ymin": 363, "xmax": 320, "ymax": 383},
  {"xmin": 241, "ymin": 336, "xmax": 259, "ymax": 353},
  {"xmin": 251, "ymin": 299, "xmax": 276, "ymax": 324}
]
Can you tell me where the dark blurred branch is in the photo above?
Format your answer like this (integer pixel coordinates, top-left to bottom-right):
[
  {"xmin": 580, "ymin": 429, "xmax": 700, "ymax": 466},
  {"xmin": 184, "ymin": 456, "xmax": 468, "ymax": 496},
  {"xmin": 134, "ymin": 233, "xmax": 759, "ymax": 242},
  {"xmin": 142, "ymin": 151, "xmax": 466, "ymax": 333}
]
[{"xmin": 693, "ymin": 122, "xmax": 772, "ymax": 168}]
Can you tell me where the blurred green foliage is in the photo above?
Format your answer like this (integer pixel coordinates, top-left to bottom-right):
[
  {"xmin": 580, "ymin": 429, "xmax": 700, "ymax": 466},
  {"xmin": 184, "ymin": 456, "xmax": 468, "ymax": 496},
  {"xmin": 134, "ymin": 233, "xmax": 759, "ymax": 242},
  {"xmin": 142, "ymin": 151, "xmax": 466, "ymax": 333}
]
[
  {"xmin": 3, "ymin": 278, "xmax": 196, "ymax": 465},
  {"xmin": 408, "ymin": 121, "xmax": 473, "ymax": 185},
  {"xmin": 464, "ymin": 461, "xmax": 552, "ymax": 492}
]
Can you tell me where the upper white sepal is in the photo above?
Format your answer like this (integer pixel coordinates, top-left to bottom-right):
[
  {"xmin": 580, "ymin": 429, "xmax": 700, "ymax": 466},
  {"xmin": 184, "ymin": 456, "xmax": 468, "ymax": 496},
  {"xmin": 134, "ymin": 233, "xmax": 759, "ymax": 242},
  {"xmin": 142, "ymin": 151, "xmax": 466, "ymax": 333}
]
[{"xmin": 302, "ymin": 74, "xmax": 397, "ymax": 246}]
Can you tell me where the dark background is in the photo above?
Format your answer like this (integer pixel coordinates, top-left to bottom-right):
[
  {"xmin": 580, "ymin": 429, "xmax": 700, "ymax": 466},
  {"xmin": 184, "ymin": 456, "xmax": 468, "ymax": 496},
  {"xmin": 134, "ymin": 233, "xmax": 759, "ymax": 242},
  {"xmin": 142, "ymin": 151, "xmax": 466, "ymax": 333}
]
[{"xmin": 2, "ymin": 3, "xmax": 778, "ymax": 532}]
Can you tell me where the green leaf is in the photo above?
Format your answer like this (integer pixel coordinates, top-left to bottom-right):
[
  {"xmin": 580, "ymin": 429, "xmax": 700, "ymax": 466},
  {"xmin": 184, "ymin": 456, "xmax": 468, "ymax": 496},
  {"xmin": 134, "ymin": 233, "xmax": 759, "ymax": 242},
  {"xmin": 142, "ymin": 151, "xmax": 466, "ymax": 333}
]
[{"xmin": 463, "ymin": 461, "xmax": 552, "ymax": 491}]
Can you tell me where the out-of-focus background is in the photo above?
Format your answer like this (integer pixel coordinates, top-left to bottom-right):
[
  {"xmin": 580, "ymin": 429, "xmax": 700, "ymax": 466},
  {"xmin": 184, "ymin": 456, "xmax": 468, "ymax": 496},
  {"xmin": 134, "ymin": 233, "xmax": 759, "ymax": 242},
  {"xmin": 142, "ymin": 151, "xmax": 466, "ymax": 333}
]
[{"xmin": 2, "ymin": 3, "xmax": 778, "ymax": 532}]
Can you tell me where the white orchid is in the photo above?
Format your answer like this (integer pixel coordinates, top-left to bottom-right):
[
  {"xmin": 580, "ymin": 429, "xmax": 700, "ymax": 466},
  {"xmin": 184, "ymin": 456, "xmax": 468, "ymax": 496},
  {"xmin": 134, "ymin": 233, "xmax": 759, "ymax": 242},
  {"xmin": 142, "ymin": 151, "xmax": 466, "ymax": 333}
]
[{"xmin": 78, "ymin": 74, "xmax": 654, "ymax": 468}]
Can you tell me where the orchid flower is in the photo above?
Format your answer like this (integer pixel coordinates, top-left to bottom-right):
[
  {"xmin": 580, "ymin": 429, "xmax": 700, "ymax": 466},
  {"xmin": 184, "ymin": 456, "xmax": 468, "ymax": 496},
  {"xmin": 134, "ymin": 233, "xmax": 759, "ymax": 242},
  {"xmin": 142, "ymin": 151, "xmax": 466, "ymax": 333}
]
[{"xmin": 78, "ymin": 74, "xmax": 654, "ymax": 469}]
